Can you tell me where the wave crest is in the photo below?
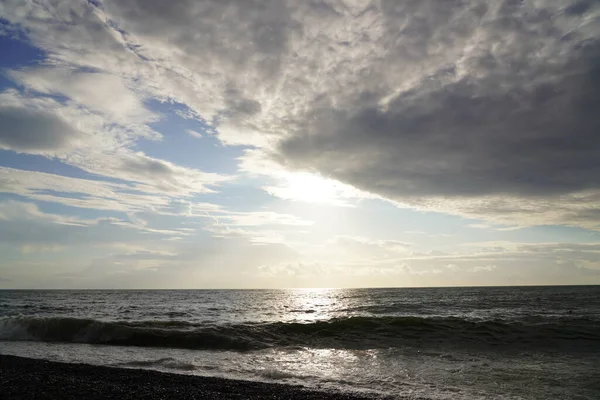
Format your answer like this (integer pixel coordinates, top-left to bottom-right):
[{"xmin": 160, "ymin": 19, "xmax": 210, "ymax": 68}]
[
  {"xmin": 116, "ymin": 357, "xmax": 196, "ymax": 371},
  {"xmin": 1, "ymin": 315, "xmax": 598, "ymax": 352}
]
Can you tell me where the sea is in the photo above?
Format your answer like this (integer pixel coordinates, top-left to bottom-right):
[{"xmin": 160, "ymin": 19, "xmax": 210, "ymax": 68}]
[{"xmin": 1, "ymin": 286, "xmax": 599, "ymax": 399}]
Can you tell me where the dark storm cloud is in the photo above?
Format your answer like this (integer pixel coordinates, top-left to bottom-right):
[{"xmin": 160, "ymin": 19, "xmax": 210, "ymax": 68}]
[
  {"xmin": 280, "ymin": 61, "xmax": 600, "ymax": 198},
  {"xmin": 278, "ymin": 2, "xmax": 600, "ymax": 199},
  {"xmin": 0, "ymin": 106, "xmax": 81, "ymax": 152}
]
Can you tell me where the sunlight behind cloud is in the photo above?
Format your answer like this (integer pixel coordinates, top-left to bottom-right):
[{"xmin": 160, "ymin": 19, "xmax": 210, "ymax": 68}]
[{"xmin": 264, "ymin": 172, "xmax": 366, "ymax": 206}]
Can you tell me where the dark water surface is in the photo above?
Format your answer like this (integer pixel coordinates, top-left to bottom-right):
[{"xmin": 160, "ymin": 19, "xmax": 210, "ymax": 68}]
[{"xmin": 1, "ymin": 286, "xmax": 599, "ymax": 399}]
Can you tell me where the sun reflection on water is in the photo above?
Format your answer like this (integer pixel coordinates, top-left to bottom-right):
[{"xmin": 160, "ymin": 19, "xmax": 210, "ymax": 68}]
[{"xmin": 283, "ymin": 288, "xmax": 341, "ymax": 322}]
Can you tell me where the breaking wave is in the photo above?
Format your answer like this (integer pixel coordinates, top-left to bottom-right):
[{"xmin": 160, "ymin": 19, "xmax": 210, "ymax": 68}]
[
  {"xmin": 1, "ymin": 315, "xmax": 598, "ymax": 352},
  {"xmin": 115, "ymin": 357, "xmax": 196, "ymax": 371}
]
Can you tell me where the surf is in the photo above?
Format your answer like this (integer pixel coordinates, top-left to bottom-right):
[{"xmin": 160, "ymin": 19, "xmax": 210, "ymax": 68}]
[{"xmin": 1, "ymin": 315, "xmax": 598, "ymax": 352}]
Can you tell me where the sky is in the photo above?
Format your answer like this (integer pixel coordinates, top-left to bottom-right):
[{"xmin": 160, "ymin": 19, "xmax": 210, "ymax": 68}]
[{"xmin": 1, "ymin": 0, "xmax": 600, "ymax": 289}]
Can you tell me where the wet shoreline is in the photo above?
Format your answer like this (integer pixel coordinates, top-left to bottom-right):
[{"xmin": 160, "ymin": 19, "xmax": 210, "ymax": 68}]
[{"xmin": 0, "ymin": 354, "xmax": 393, "ymax": 400}]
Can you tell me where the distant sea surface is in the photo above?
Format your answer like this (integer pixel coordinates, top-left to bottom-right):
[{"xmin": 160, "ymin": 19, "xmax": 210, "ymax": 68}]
[{"xmin": 1, "ymin": 286, "xmax": 599, "ymax": 399}]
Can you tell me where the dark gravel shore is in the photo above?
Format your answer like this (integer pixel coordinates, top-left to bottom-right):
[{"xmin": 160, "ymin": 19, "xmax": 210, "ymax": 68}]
[{"xmin": 0, "ymin": 355, "xmax": 386, "ymax": 400}]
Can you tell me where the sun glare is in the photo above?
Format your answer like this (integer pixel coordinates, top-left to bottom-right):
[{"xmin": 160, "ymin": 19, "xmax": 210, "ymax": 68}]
[
  {"xmin": 266, "ymin": 172, "xmax": 360, "ymax": 206},
  {"xmin": 286, "ymin": 287, "xmax": 337, "ymax": 321}
]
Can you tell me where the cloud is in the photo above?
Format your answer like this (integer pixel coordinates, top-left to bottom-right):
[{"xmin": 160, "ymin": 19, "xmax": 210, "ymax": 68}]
[
  {"xmin": 0, "ymin": 105, "xmax": 83, "ymax": 152},
  {"xmin": 2, "ymin": 0, "xmax": 600, "ymax": 230},
  {"xmin": 51, "ymin": 235, "xmax": 299, "ymax": 288},
  {"xmin": 218, "ymin": 211, "xmax": 313, "ymax": 227},
  {"xmin": 278, "ymin": 52, "xmax": 600, "ymax": 198},
  {"xmin": 201, "ymin": 210, "xmax": 313, "ymax": 244},
  {"xmin": 268, "ymin": 1, "xmax": 600, "ymax": 225},
  {"xmin": 10, "ymin": 67, "xmax": 155, "ymax": 123},
  {"xmin": 111, "ymin": 151, "xmax": 228, "ymax": 194},
  {"xmin": 257, "ymin": 239, "xmax": 600, "ymax": 286},
  {"xmin": 331, "ymin": 235, "xmax": 411, "ymax": 259},
  {"xmin": 0, "ymin": 167, "xmax": 185, "ymax": 213},
  {"xmin": 470, "ymin": 265, "xmax": 497, "ymax": 273},
  {"xmin": 186, "ymin": 129, "xmax": 203, "ymax": 139},
  {"xmin": 468, "ymin": 223, "xmax": 493, "ymax": 230},
  {"xmin": 257, "ymin": 262, "xmax": 334, "ymax": 278},
  {"xmin": 0, "ymin": 88, "xmax": 227, "ymax": 197},
  {"xmin": 114, "ymin": 0, "xmax": 600, "ymax": 227},
  {"xmin": 0, "ymin": 88, "xmax": 152, "ymax": 153},
  {"xmin": 0, "ymin": 200, "xmax": 180, "ymax": 251},
  {"xmin": 406, "ymin": 241, "xmax": 600, "ymax": 269},
  {"xmin": 203, "ymin": 224, "xmax": 287, "ymax": 245},
  {"xmin": 240, "ymin": 149, "xmax": 374, "ymax": 206},
  {"xmin": 0, "ymin": 166, "xmax": 310, "ymax": 248},
  {"xmin": 398, "ymin": 192, "xmax": 600, "ymax": 231}
]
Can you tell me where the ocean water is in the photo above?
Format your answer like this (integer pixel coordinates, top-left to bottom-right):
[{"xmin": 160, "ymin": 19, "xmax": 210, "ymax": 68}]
[{"xmin": 1, "ymin": 286, "xmax": 599, "ymax": 399}]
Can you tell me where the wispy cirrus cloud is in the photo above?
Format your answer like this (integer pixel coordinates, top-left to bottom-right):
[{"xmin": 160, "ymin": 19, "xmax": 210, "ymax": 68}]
[
  {"xmin": 0, "ymin": 200, "xmax": 185, "ymax": 252},
  {"xmin": 0, "ymin": 167, "xmax": 216, "ymax": 213}
]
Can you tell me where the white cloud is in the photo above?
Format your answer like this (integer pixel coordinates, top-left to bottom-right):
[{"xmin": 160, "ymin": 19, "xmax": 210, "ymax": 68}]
[
  {"xmin": 330, "ymin": 235, "xmax": 411, "ymax": 258},
  {"xmin": 255, "ymin": 238, "xmax": 600, "ymax": 285},
  {"xmin": 0, "ymin": 167, "xmax": 178, "ymax": 213},
  {"xmin": 201, "ymin": 209, "xmax": 313, "ymax": 245},
  {"xmin": 0, "ymin": 86, "xmax": 228, "ymax": 198},
  {"xmin": 46, "ymin": 236, "xmax": 299, "ymax": 289},
  {"xmin": 470, "ymin": 265, "xmax": 497, "ymax": 273},
  {"xmin": 186, "ymin": 129, "xmax": 203, "ymax": 139},
  {"xmin": 10, "ymin": 67, "xmax": 155, "ymax": 124},
  {"xmin": 218, "ymin": 211, "xmax": 313, "ymax": 227}
]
